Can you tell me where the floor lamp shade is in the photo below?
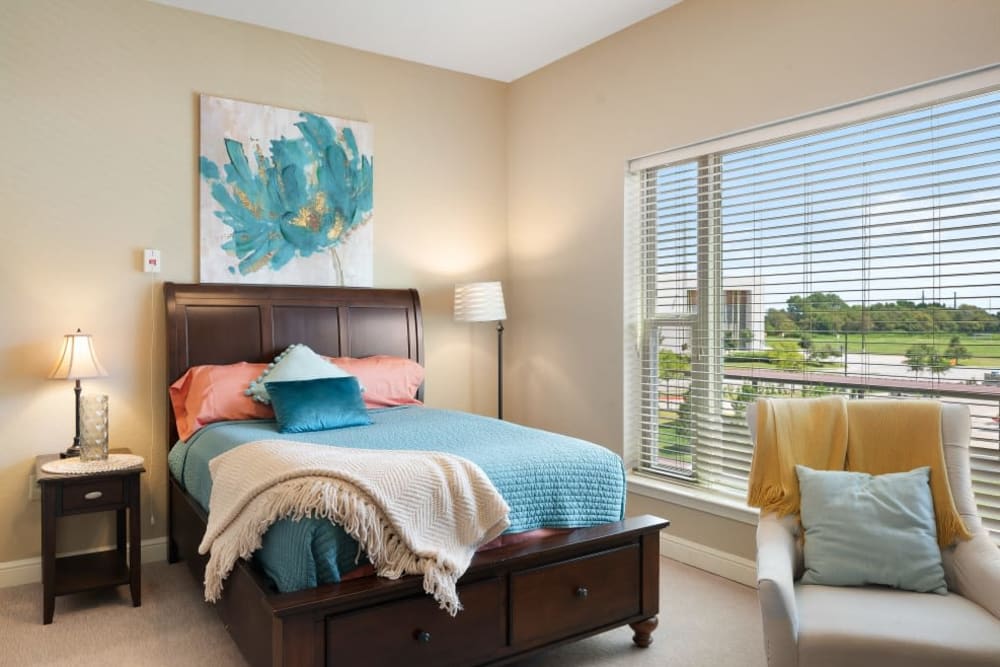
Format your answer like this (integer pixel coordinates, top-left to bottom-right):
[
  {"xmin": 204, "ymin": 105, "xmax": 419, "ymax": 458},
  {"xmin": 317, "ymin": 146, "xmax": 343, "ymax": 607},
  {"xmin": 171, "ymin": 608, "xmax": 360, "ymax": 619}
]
[
  {"xmin": 50, "ymin": 329, "xmax": 107, "ymax": 458},
  {"xmin": 454, "ymin": 282, "xmax": 507, "ymax": 420},
  {"xmin": 454, "ymin": 281, "xmax": 506, "ymax": 322}
]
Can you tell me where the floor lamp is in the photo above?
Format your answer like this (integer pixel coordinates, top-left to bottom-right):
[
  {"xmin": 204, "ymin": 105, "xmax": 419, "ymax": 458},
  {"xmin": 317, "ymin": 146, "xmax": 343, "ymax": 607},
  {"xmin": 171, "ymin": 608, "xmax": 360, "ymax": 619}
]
[{"xmin": 455, "ymin": 281, "xmax": 507, "ymax": 419}]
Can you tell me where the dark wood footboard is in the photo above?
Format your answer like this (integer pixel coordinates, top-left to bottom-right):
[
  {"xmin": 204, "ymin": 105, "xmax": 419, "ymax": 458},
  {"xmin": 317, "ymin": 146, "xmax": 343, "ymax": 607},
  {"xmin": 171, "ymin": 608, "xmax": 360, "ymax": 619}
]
[{"xmin": 171, "ymin": 477, "xmax": 667, "ymax": 667}]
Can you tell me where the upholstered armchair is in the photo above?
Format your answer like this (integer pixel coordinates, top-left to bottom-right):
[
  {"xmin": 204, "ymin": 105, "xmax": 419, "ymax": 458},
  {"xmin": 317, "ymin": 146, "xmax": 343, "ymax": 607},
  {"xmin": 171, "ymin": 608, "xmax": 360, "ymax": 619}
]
[{"xmin": 748, "ymin": 401, "xmax": 1000, "ymax": 667}]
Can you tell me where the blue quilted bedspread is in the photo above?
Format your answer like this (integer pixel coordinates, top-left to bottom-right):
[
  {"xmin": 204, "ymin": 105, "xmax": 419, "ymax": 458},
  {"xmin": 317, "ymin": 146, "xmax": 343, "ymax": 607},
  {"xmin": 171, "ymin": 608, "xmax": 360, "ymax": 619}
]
[{"xmin": 168, "ymin": 406, "xmax": 625, "ymax": 593}]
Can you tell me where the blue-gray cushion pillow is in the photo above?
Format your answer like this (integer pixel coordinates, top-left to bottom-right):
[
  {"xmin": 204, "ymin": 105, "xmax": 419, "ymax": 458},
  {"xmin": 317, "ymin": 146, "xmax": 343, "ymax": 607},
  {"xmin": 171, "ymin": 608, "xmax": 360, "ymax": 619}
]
[
  {"xmin": 265, "ymin": 376, "xmax": 372, "ymax": 433},
  {"xmin": 795, "ymin": 464, "xmax": 946, "ymax": 594},
  {"xmin": 247, "ymin": 344, "xmax": 353, "ymax": 404}
]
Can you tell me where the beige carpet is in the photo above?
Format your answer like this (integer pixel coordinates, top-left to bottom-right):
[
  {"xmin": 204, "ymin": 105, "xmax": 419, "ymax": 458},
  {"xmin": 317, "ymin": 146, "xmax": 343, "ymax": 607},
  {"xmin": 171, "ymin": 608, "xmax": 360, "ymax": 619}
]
[{"xmin": 0, "ymin": 558, "xmax": 765, "ymax": 666}]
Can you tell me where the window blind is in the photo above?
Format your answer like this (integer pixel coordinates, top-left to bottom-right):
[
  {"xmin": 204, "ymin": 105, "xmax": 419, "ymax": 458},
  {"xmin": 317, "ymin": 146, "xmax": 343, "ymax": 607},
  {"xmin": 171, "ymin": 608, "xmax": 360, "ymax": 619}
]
[{"xmin": 629, "ymin": 79, "xmax": 1000, "ymax": 539}]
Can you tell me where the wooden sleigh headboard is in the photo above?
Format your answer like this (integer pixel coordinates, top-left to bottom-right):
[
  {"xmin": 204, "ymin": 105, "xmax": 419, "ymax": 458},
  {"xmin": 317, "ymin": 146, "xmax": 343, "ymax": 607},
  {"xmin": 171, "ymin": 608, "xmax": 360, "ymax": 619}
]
[{"xmin": 163, "ymin": 282, "xmax": 423, "ymax": 446}]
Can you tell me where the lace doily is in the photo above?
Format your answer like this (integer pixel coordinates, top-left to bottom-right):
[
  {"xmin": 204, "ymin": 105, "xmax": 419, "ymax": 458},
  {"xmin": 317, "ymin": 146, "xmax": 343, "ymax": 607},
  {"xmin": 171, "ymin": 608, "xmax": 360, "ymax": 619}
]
[{"xmin": 41, "ymin": 453, "xmax": 145, "ymax": 475}]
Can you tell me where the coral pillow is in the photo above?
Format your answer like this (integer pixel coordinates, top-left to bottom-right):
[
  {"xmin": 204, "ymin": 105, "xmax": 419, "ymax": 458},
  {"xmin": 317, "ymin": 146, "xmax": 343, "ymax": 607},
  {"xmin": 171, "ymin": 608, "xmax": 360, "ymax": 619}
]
[
  {"xmin": 327, "ymin": 356, "xmax": 424, "ymax": 409},
  {"xmin": 169, "ymin": 362, "xmax": 274, "ymax": 441}
]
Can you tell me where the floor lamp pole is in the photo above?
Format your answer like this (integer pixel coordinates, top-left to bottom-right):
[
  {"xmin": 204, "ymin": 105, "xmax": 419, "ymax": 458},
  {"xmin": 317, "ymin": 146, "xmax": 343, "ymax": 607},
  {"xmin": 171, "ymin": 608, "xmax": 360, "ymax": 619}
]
[{"xmin": 497, "ymin": 321, "xmax": 504, "ymax": 420}]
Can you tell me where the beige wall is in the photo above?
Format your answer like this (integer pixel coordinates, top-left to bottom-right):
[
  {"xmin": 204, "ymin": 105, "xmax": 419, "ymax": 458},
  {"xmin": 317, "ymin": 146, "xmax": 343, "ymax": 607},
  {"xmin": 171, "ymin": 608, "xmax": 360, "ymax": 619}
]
[
  {"xmin": 0, "ymin": 0, "xmax": 507, "ymax": 562},
  {"xmin": 506, "ymin": 0, "xmax": 1000, "ymax": 555}
]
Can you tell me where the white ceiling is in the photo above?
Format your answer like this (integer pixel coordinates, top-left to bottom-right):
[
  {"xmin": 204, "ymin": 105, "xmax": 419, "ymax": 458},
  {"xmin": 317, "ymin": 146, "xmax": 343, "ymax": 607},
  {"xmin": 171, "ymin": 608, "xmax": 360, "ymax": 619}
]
[{"xmin": 151, "ymin": 0, "xmax": 681, "ymax": 82}]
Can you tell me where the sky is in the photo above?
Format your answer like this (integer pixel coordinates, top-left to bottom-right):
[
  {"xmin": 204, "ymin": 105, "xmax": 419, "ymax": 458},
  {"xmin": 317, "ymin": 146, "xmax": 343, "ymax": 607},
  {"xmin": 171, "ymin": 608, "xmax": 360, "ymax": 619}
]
[{"xmin": 651, "ymin": 88, "xmax": 1000, "ymax": 317}]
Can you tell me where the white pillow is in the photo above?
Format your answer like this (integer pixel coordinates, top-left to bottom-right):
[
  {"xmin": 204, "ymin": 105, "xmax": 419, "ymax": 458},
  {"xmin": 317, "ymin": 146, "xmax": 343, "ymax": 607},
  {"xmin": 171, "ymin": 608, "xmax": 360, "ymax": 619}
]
[{"xmin": 246, "ymin": 344, "xmax": 352, "ymax": 404}]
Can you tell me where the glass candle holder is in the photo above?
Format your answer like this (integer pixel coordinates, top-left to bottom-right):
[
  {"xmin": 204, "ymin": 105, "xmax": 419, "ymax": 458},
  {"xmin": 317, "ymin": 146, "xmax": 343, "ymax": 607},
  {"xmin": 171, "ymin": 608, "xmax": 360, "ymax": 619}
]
[{"xmin": 79, "ymin": 394, "xmax": 109, "ymax": 461}]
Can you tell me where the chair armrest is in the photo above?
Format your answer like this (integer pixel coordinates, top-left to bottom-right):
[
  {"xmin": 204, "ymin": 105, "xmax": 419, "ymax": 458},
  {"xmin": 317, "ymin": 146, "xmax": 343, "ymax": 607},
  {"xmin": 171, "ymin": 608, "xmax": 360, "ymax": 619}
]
[
  {"xmin": 756, "ymin": 513, "xmax": 800, "ymax": 667},
  {"xmin": 943, "ymin": 530, "xmax": 1000, "ymax": 619}
]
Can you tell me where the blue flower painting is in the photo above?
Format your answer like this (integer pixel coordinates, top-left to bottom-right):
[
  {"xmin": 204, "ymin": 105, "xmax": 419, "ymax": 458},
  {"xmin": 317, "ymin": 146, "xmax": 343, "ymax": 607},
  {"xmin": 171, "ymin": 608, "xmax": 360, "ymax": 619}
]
[{"xmin": 199, "ymin": 96, "xmax": 374, "ymax": 285}]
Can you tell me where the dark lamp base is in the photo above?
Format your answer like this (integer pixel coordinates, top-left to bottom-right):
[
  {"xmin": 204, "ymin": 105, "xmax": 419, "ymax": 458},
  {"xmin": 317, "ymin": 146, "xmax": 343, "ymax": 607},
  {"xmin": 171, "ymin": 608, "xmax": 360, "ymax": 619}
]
[{"xmin": 60, "ymin": 445, "xmax": 81, "ymax": 459}]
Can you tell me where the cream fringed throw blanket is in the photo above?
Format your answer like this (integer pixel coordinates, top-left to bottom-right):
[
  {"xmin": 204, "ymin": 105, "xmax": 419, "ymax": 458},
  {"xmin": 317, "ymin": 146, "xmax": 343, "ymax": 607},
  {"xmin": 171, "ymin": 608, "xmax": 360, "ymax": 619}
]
[
  {"xmin": 747, "ymin": 397, "xmax": 972, "ymax": 548},
  {"xmin": 198, "ymin": 440, "xmax": 511, "ymax": 615}
]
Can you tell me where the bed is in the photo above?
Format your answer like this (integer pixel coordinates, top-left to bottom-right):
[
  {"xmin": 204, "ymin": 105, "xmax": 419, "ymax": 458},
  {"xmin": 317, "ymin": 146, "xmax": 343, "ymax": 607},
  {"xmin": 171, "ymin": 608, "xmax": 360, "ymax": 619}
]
[{"xmin": 164, "ymin": 282, "xmax": 669, "ymax": 667}]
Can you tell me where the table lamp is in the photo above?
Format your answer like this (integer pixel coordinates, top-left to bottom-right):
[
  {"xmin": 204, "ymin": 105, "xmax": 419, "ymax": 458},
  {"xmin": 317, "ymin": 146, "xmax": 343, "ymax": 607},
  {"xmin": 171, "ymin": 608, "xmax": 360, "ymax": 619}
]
[
  {"xmin": 454, "ymin": 281, "xmax": 507, "ymax": 419},
  {"xmin": 49, "ymin": 329, "xmax": 107, "ymax": 458}
]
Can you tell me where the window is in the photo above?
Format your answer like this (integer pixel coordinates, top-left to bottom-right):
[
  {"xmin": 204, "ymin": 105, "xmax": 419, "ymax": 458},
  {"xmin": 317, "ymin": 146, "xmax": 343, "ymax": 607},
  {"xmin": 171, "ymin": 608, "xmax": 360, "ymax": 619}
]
[{"xmin": 626, "ymin": 68, "xmax": 1000, "ymax": 538}]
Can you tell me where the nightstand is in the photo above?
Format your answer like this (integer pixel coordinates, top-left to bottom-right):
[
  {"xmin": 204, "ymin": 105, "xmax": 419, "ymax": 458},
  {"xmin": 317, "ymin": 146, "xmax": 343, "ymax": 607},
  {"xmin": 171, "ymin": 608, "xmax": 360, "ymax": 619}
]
[{"xmin": 35, "ymin": 451, "xmax": 145, "ymax": 624}]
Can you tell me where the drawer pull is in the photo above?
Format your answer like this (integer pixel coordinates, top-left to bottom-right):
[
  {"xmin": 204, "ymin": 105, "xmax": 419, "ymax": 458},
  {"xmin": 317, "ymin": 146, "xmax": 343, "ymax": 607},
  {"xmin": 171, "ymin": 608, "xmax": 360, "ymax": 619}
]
[
  {"xmin": 415, "ymin": 630, "xmax": 432, "ymax": 644},
  {"xmin": 84, "ymin": 491, "xmax": 104, "ymax": 500},
  {"xmin": 575, "ymin": 586, "xmax": 589, "ymax": 599}
]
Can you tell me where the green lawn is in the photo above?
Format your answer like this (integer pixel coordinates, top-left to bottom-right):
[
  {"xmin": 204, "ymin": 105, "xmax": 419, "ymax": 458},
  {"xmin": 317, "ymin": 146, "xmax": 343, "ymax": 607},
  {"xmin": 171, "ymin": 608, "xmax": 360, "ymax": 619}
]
[
  {"xmin": 765, "ymin": 332, "xmax": 1000, "ymax": 368},
  {"xmin": 657, "ymin": 408, "xmax": 693, "ymax": 460}
]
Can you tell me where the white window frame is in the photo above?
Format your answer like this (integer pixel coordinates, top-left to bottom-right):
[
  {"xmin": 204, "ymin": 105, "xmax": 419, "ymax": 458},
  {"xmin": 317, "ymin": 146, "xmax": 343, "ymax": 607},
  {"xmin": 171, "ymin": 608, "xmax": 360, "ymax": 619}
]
[{"xmin": 624, "ymin": 64, "xmax": 1000, "ymax": 522}]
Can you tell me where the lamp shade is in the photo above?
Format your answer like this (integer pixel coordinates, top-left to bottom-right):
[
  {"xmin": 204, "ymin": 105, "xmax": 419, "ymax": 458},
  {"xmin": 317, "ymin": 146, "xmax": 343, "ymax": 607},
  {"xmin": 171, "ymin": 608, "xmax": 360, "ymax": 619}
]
[
  {"xmin": 49, "ymin": 330, "xmax": 107, "ymax": 380},
  {"xmin": 454, "ymin": 281, "xmax": 506, "ymax": 322}
]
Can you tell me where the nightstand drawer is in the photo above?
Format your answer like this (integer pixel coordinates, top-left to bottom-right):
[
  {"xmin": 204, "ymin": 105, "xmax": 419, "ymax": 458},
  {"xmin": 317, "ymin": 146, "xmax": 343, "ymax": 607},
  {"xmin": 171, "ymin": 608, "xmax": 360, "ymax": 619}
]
[
  {"xmin": 61, "ymin": 478, "xmax": 125, "ymax": 513},
  {"xmin": 510, "ymin": 544, "xmax": 641, "ymax": 648}
]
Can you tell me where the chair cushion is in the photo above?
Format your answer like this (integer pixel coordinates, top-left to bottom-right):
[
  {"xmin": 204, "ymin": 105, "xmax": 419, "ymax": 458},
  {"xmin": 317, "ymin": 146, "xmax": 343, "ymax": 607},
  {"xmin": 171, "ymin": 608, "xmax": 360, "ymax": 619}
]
[
  {"xmin": 796, "ymin": 464, "xmax": 946, "ymax": 593},
  {"xmin": 796, "ymin": 583, "xmax": 1000, "ymax": 667}
]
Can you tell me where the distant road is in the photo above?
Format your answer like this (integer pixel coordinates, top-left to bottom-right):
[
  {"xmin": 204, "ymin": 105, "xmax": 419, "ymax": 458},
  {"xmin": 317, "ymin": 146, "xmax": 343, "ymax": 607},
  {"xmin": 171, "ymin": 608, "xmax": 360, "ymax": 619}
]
[
  {"xmin": 819, "ymin": 352, "xmax": 991, "ymax": 384},
  {"xmin": 756, "ymin": 352, "xmax": 1000, "ymax": 440}
]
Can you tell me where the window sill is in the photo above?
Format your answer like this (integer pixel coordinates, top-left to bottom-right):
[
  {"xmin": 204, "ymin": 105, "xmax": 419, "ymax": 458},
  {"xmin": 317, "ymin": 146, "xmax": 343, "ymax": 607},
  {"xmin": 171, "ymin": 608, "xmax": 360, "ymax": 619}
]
[{"xmin": 627, "ymin": 472, "xmax": 759, "ymax": 526}]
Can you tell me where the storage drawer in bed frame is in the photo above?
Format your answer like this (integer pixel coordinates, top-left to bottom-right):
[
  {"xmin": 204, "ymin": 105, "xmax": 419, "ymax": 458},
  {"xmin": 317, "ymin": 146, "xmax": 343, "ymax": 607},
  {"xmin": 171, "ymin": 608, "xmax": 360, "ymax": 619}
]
[{"xmin": 169, "ymin": 476, "xmax": 667, "ymax": 667}]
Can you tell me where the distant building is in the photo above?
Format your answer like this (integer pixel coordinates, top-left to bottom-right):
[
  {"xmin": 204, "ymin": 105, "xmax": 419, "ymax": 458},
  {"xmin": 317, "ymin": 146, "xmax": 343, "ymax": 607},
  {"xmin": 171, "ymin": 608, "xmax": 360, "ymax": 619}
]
[{"xmin": 653, "ymin": 273, "xmax": 765, "ymax": 352}]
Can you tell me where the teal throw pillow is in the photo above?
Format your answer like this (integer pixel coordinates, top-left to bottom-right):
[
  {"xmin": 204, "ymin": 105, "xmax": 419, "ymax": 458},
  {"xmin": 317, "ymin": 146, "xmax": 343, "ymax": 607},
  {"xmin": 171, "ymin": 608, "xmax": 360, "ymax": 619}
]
[
  {"xmin": 795, "ymin": 464, "xmax": 946, "ymax": 594},
  {"xmin": 265, "ymin": 376, "xmax": 372, "ymax": 433},
  {"xmin": 247, "ymin": 344, "xmax": 353, "ymax": 404}
]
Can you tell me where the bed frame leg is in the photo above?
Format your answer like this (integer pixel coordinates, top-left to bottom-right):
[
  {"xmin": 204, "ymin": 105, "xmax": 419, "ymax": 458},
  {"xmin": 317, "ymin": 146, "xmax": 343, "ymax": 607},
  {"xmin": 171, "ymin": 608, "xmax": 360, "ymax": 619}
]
[
  {"xmin": 168, "ymin": 539, "xmax": 179, "ymax": 564},
  {"xmin": 630, "ymin": 616, "xmax": 659, "ymax": 648}
]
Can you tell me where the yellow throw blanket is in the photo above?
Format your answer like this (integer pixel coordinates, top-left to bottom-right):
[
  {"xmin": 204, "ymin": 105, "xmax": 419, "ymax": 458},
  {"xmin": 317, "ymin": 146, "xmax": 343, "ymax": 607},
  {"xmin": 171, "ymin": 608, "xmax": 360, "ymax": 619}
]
[
  {"xmin": 747, "ymin": 396, "xmax": 848, "ymax": 516},
  {"xmin": 747, "ymin": 397, "xmax": 972, "ymax": 548},
  {"xmin": 845, "ymin": 400, "xmax": 971, "ymax": 548}
]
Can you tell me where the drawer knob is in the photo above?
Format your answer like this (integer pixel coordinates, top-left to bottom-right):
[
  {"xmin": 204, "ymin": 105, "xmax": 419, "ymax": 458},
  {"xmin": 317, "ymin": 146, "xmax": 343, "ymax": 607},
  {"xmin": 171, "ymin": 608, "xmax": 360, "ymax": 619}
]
[
  {"xmin": 84, "ymin": 491, "xmax": 104, "ymax": 500},
  {"xmin": 575, "ymin": 586, "xmax": 589, "ymax": 599},
  {"xmin": 415, "ymin": 630, "xmax": 432, "ymax": 644}
]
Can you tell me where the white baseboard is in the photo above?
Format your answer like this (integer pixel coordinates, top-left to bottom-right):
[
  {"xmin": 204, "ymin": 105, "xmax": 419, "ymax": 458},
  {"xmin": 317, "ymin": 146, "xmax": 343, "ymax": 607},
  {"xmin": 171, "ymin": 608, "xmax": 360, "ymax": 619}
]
[
  {"xmin": 4, "ymin": 533, "xmax": 754, "ymax": 590},
  {"xmin": 660, "ymin": 532, "xmax": 757, "ymax": 588},
  {"xmin": 0, "ymin": 538, "xmax": 169, "ymax": 589}
]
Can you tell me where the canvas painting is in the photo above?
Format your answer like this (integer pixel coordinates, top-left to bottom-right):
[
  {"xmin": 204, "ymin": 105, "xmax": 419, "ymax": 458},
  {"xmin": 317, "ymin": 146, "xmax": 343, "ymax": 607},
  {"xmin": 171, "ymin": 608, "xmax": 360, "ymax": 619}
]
[{"xmin": 199, "ymin": 95, "xmax": 374, "ymax": 286}]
